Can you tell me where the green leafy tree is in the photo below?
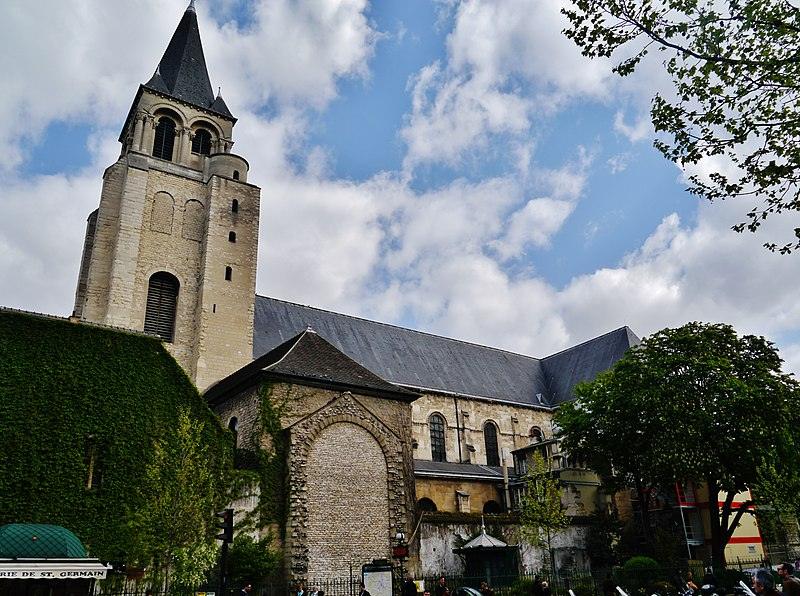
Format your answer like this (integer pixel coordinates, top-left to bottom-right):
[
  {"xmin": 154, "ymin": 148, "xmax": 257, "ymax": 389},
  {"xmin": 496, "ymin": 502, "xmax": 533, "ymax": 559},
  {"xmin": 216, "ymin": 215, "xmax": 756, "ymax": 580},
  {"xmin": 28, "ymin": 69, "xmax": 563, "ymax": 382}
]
[
  {"xmin": 556, "ymin": 322, "xmax": 800, "ymax": 566},
  {"xmin": 227, "ymin": 534, "xmax": 282, "ymax": 589},
  {"xmin": 128, "ymin": 409, "xmax": 227, "ymax": 583},
  {"xmin": 519, "ymin": 451, "xmax": 570, "ymax": 574},
  {"xmin": 561, "ymin": 0, "xmax": 800, "ymax": 252}
]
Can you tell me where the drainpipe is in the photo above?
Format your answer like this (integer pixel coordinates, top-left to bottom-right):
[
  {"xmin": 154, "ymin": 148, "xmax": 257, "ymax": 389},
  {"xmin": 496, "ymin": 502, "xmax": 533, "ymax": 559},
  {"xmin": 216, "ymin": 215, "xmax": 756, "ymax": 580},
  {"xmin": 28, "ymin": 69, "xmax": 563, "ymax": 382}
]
[
  {"xmin": 502, "ymin": 453, "xmax": 511, "ymax": 511},
  {"xmin": 453, "ymin": 396, "xmax": 463, "ymax": 463}
]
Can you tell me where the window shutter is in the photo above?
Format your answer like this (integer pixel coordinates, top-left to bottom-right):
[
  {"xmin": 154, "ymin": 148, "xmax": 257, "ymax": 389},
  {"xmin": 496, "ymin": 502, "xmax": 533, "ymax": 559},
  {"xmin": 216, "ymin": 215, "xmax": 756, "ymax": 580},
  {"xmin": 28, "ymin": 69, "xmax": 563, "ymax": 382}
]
[{"xmin": 144, "ymin": 272, "xmax": 179, "ymax": 342}]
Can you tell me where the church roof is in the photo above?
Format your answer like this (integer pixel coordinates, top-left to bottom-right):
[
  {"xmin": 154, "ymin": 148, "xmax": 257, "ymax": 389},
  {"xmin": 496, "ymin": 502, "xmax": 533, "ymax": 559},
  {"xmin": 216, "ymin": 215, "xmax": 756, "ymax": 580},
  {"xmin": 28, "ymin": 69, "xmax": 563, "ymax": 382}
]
[
  {"xmin": 253, "ymin": 296, "xmax": 639, "ymax": 408},
  {"xmin": 413, "ymin": 460, "xmax": 505, "ymax": 481},
  {"xmin": 206, "ymin": 327, "xmax": 418, "ymax": 404},
  {"xmin": 143, "ymin": 3, "xmax": 234, "ymax": 120}
]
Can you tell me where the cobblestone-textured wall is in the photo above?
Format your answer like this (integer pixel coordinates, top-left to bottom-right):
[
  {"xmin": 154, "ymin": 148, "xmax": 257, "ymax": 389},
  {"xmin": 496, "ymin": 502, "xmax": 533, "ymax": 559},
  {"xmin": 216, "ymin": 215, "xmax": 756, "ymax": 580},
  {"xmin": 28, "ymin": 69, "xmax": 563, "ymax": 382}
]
[{"xmin": 306, "ymin": 422, "xmax": 390, "ymax": 580}]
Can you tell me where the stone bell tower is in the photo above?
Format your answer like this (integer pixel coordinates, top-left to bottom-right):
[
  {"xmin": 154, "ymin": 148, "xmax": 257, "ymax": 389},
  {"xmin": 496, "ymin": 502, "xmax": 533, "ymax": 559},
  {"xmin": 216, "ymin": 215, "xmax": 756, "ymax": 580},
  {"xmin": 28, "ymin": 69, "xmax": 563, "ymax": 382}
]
[{"xmin": 73, "ymin": 1, "xmax": 261, "ymax": 391}]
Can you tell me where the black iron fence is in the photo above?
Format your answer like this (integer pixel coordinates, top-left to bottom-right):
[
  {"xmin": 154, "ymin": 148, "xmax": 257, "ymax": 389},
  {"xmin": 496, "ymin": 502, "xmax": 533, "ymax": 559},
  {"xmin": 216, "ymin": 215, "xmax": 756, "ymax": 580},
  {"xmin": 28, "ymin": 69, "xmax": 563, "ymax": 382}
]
[{"xmin": 93, "ymin": 553, "xmax": 800, "ymax": 596}]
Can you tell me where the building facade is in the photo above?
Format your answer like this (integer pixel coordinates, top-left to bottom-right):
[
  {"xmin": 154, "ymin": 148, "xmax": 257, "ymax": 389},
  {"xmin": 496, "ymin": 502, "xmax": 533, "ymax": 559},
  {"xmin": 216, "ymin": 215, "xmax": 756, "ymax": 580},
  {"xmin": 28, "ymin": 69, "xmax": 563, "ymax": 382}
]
[{"xmin": 68, "ymin": 2, "xmax": 643, "ymax": 583}]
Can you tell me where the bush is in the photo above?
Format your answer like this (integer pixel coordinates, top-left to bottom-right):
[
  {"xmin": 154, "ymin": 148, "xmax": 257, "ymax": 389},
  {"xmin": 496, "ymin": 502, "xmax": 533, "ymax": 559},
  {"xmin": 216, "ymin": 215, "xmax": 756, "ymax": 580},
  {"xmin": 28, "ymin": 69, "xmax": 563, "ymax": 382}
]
[{"xmin": 620, "ymin": 556, "xmax": 663, "ymax": 596}]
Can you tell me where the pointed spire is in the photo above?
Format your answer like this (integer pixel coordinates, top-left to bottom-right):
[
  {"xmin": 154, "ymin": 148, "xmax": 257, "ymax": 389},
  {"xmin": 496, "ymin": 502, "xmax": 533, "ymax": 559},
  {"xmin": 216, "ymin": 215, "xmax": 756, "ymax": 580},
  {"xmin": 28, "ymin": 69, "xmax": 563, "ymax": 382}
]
[{"xmin": 143, "ymin": 3, "xmax": 233, "ymax": 118}]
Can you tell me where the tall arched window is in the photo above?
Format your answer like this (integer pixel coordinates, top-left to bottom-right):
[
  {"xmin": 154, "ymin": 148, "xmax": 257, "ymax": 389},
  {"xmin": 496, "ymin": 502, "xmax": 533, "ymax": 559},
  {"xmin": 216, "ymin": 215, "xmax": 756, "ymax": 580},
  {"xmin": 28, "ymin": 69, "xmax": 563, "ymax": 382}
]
[
  {"xmin": 429, "ymin": 414, "xmax": 446, "ymax": 462},
  {"xmin": 530, "ymin": 426, "xmax": 544, "ymax": 443},
  {"xmin": 484, "ymin": 421, "xmax": 500, "ymax": 466},
  {"xmin": 191, "ymin": 129, "xmax": 213, "ymax": 155},
  {"xmin": 144, "ymin": 272, "xmax": 179, "ymax": 342},
  {"xmin": 153, "ymin": 117, "xmax": 176, "ymax": 161},
  {"xmin": 228, "ymin": 417, "xmax": 239, "ymax": 448}
]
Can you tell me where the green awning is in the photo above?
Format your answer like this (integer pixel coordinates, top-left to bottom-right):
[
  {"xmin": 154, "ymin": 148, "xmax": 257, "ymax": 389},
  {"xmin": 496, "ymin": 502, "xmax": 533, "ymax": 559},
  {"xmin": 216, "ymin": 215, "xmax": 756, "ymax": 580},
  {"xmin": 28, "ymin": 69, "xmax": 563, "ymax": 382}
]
[{"xmin": 0, "ymin": 525, "xmax": 88, "ymax": 559}]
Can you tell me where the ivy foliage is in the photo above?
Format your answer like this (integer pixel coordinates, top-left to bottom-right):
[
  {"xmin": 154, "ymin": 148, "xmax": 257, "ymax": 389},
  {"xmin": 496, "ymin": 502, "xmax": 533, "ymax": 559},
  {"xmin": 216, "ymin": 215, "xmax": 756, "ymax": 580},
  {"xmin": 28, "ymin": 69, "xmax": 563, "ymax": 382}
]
[
  {"xmin": 235, "ymin": 383, "xmax": 292, "ymax": 533},
  {"xmin": 562, "ymin": 0, "xmax": 800, "ymax": 252},
  {"xmin": 0, "ymin": 311, "xmax": 232, "ymax": 569}
]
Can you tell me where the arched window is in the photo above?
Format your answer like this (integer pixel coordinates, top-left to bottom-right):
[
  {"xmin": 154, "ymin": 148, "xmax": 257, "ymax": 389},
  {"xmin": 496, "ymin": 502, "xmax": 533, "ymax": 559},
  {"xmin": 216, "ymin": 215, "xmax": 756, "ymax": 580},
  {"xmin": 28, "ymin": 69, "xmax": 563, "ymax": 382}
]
[
  {"xmin": 191, "ymin": 129, "xmax": 213, "ymax": 155},
  {"xmin": 530, "ymin": 426, "xmax": 543, "ymax": 442},
  {"xmin": 225, "ymin": 266, "xmax": 232, "ymax": 281},
  {"xmin": 228, "ymin": 417, "xmax": 239, "ymax": 448},
  {"xmin": 233, "ymin": 170, "xmax": 240, "ymax": 181},
  {"xmin": 429, "ymin": 414, "xmax": 446, "ymax": 462},
  {"xmin": 232, "ymin": 199, "xmax": 239, "ymax": 214},
  {"xmin": 144, "ymin": 272, "xmax": 179, "ymax": 342},
  {"xmin": 483, "ymin": 500, "xmax": 503, "ymax": 514},
  {"xmin": 228, "ymin": 231, "xmax": 236, "ymax": 243},
  {"xmin": 153, "ymin": 117, "xmax": 176, "ymax": 161},
  {"xmin": 484, "ymin": 421, "xmax": 500, "ymax": 466},
  {"xmin": 417, "ymin": 497, "xmax": 438, "ymax": 512}
]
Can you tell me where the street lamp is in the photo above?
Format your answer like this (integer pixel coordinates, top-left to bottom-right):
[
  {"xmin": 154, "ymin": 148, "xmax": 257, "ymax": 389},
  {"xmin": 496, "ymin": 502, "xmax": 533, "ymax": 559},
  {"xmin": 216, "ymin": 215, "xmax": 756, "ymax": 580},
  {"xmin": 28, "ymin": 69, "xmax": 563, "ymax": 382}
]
[{"xmin": 392, "ymin": 530, "xmax": 409, "ymax": 594}]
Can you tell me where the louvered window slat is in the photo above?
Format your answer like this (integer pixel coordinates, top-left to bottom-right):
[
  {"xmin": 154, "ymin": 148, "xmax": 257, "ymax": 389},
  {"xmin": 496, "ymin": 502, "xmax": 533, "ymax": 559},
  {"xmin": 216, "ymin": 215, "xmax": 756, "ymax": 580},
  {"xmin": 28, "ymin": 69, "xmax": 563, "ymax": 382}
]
[{"xmin": 144, "ymin": 273, "xmax": 179, "ymax": 342}]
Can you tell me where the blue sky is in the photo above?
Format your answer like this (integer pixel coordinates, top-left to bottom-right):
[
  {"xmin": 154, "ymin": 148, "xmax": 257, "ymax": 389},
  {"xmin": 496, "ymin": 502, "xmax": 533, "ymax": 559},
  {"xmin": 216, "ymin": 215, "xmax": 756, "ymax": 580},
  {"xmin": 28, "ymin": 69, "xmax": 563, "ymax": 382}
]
[{"xmin": 0, "ymin": 0, "xmax": 798, "ymax": 370}]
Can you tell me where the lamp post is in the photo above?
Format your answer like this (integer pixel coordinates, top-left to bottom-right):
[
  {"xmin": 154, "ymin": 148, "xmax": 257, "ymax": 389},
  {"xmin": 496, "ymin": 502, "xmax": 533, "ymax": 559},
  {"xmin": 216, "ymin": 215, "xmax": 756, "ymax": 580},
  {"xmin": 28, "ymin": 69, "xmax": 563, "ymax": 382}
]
[{"xmin": 392, "ymin": 531, "xmax": 408, "ymax": 595}]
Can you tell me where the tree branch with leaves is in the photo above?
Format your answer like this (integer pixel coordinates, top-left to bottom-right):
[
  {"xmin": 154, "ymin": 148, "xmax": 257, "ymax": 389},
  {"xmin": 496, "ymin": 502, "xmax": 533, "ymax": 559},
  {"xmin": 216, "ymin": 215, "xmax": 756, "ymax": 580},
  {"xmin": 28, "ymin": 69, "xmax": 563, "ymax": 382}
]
[{"xmin": 562, "ymin": 0, "xmax": 800, "ymax": 252}]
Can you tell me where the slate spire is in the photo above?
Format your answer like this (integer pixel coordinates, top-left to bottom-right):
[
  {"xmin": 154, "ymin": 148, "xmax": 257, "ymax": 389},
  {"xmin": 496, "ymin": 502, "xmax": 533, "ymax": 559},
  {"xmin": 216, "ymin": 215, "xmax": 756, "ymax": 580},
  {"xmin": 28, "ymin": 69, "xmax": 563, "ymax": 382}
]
[{"xmin": 145, "ymin": 2, "xmax": 226, "ymax": 116}]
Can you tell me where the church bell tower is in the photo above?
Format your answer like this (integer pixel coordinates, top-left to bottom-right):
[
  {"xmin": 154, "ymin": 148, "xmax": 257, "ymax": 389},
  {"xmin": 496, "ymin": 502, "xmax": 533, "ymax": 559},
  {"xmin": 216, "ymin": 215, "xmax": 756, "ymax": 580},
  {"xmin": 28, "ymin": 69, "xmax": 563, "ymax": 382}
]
[{"xmin": 73, "ymin": 1, "xmax": 261, "ymax": 390}]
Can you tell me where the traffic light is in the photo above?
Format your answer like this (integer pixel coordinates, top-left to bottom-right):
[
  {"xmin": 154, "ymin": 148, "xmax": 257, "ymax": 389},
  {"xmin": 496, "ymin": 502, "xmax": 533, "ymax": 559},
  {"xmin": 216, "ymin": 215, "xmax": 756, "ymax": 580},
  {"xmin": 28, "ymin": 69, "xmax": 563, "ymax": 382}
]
[{"xmin": 215, "ymin": 508, "xmax": 234, "ymax": 543}]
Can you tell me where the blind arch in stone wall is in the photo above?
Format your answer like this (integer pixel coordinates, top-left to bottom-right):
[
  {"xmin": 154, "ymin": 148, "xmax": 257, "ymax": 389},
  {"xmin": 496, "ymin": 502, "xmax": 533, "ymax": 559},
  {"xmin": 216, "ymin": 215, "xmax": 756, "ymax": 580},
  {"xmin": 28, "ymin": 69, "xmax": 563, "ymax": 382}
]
[
  {"xmin": 182, "ymin": 199, "xmax": 206, "ymax": 242},
  {"xmin": 306, "ymin": 422, "xmax": 389, "ymax": 580},
  {"xmin": 150, "ymin": 192, "xmax": 174, "ymax": 234}
]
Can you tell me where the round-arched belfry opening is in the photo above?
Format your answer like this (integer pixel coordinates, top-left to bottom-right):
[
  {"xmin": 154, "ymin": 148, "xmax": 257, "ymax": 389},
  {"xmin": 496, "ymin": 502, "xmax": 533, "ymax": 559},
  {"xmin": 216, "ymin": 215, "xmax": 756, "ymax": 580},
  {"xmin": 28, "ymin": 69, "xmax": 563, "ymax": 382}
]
[{"xmin": 306, "ymin": 422, "xmax": 390, "ymax": 580}]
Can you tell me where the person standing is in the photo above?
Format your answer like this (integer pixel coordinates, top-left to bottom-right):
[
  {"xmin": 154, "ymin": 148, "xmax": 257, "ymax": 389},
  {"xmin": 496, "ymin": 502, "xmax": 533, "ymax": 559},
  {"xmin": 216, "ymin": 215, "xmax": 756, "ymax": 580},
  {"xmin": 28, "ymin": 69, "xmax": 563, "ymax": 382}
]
[
  {"xmin": 753, "ymin": 570, "xmax": 780, "ymax": 596},
  {"xmin": 403, "ymin": 575, "xmax": 418, "ymax": 596},
  {"xmin": 779, "ymin": 563, "xmax": 800, "ymax": 596},
  {"xmin": 435, "ymin": 577, "xmax": 448, "ymax": 596},
  {"xmin": 532, "ymin": 575, "xmax": 544, "ymax": 596}
]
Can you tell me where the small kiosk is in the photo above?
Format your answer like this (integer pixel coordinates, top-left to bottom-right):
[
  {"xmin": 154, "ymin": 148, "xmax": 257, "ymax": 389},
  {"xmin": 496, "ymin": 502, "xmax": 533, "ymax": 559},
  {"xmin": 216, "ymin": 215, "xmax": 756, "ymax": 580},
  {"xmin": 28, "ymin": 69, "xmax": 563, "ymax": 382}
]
[
  {"xmin": 0, "ymin": 524, "xmax": 111, "ymax": 596},
  {"xmin": 452, "ymin": 520, "xmax": 519, "ymax": 587}
]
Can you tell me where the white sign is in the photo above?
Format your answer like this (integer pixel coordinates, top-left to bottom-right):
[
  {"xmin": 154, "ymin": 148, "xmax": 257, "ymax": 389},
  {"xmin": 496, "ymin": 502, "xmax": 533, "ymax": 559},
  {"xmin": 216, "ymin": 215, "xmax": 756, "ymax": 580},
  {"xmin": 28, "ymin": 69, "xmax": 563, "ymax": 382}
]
[
  {"xmin": 0, "ymin": 561, "xmax": 111, "ymax": 580},
  {"xmin": 363, "ymin": 569, "xmax": 392, "ymax": 596}
]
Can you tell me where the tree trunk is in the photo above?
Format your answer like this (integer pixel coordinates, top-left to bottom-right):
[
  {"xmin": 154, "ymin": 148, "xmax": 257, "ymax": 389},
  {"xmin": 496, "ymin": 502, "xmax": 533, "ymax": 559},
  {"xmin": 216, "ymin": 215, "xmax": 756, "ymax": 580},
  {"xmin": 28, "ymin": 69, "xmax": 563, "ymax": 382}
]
[{"xmin": 707, "ymin": 477, "xmax": 726, "ymax": 568}]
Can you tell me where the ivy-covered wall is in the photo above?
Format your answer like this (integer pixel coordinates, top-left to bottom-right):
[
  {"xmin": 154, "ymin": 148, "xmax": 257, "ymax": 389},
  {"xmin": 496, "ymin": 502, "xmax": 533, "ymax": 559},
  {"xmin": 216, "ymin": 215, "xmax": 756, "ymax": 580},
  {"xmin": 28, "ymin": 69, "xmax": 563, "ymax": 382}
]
[{"xmin": 0, "ymin": 310, "xmax": 231, "ymax": 564}]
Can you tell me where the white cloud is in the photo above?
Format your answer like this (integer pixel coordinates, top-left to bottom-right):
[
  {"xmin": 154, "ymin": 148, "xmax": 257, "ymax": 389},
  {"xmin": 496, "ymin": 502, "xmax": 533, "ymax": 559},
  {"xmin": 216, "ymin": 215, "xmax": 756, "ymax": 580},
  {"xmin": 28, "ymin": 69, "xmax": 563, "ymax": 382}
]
[
  {"xmin": 1, "ymin": 0, "xmax": 799, "ymax": 384},
  {"xmin": 613, "ymin": 110, "xmax": 652, "ymax": 143},
  {"xmin": 401, "ymin": 0, "xmax": 612, "ymax": 171}
]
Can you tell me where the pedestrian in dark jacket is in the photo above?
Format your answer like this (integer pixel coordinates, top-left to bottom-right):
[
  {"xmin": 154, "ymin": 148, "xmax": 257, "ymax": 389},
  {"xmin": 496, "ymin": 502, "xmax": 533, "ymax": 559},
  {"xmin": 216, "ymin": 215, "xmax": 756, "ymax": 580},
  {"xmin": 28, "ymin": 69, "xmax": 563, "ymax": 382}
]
[
  {"xmin": 402, "ymin": 575, "xmax": 418, "ymax": 596},
  {"xmin": 753, "ymin": 569, "xmax": 780, "ymax": 596},
  {"xmin": 779, "ymin": 563, "xmax": 800, "ymax": 596}
]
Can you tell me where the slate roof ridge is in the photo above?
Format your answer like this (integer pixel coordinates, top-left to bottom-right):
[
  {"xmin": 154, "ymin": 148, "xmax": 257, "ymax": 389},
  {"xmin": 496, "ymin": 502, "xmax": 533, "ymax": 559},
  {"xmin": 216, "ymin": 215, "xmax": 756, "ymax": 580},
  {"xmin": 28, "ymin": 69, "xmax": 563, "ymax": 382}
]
[
  {"xmin": 541, "ymin": 326, "xmax": 636, "ymax": 361},
  {"xmin": 255, "ymin": 294, "xmax": 543, "ymax": 363}
]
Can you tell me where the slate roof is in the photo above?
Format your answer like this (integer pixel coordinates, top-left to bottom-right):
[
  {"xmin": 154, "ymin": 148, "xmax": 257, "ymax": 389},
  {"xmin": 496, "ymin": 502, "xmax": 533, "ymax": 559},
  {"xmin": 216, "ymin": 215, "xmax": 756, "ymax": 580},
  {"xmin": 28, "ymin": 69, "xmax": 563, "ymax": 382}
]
[
  {"xmin": 142, "ymin": 3, "xmax": 234, "ymax": 120},
  {"xmin": 206, "ymin": 328, "xmax": 417, "ymax": 404},
  {"xmin": 413, "ymin": 460, "xmax": 505, "ymax": 480},
  {"xmin": 253, "ymin": 296, "xmax": 639, "ymax": 407},
  {"xmin": 542, "ymin": 326, "xmax": 640, "ymax": 404}
]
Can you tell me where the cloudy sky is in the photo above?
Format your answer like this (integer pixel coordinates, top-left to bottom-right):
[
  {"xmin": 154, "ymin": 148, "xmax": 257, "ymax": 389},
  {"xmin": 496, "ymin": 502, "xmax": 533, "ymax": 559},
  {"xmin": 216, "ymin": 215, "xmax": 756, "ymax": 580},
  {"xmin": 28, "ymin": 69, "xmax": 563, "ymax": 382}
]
[{"xmin": 1, "ymin": 0, "xmax": 798, "ymax": 371}]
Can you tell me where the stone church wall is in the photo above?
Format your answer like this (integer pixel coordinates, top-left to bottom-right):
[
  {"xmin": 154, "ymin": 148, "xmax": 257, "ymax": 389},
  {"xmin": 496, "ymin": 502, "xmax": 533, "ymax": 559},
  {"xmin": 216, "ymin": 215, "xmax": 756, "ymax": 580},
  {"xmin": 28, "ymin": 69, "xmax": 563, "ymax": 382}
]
[
  {"xmin": 412, "ymin": 393, "xmax": 554, "ymax": 466},
  {"xmin": 417, "ymin": 520, "xmax": 590, "ymax": 577}
]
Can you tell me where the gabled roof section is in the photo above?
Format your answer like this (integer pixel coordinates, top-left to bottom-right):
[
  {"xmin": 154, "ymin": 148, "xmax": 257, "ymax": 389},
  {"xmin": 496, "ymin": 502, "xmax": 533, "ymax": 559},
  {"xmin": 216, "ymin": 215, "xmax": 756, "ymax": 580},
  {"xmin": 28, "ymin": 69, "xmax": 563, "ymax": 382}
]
[
  {"xmin": 254, "ymin": 296, "xmax": 550, "ymax": 407},
  {"xmin": 541, "ymin": 326, "xmax": 639, "ymax": 405},
  {"xmin": 206, "ymin": 328, "xmax": 417, "ymax": 404},
  {"xmin": 142, "ymin": 3, "xmax": 233, "ymax": 120},
  {"xmin": 413, "ymin": 460, "xmax": 504, "ymax": 481}
]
